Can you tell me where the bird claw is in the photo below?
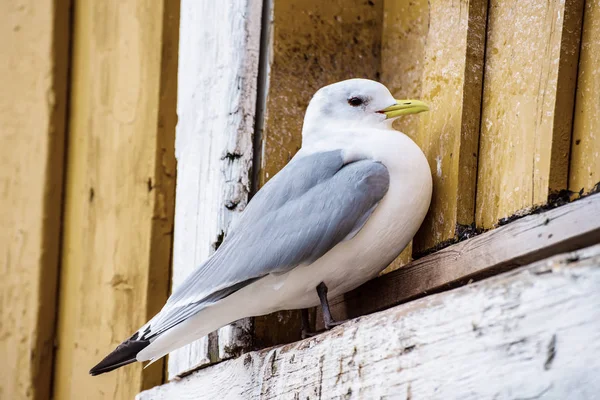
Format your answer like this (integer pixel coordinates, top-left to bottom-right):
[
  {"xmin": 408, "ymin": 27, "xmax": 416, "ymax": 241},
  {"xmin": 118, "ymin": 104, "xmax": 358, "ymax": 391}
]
[{"xmin": 301, "ymin": 329, "xmax": 318, "ymax": 339}]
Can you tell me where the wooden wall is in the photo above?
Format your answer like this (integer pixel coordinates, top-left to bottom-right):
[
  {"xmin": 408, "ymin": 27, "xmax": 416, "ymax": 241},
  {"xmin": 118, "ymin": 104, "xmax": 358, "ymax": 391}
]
[
  {"xmin": 52, "ymin": 1, "xmax": 179, "ymax": 400},
  {"xmin": 3, "ymin": 0, "xmax": 600, "ymax": 398},
  {"xmin": 476, "ymin": 0, "xmax": 584, "ymax": 228}
]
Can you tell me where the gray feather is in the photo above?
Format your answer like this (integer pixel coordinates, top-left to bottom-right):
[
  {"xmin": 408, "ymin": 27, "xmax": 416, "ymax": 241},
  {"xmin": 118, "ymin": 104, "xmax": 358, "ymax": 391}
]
[{"xmin": 141, "ymin": 150, "xmax": 390, "ymax": 340}]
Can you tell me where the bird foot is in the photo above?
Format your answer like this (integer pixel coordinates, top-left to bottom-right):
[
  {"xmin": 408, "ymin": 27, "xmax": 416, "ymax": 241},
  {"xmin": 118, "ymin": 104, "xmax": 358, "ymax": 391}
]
[
  {"xmin": 324, "ymin": 318, "xmax": 349, "ymax": 330},
  {"xmin": 301, "ymin": 328, "xmax": 318, "ymax": 339}
]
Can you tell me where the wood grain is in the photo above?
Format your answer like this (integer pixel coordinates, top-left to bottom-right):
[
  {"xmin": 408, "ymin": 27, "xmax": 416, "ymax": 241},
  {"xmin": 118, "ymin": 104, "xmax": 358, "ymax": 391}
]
[
  {"xmin": 138, "ymin": 244, "xmax": 600, "ymax": 400},
  {"xmin": 167, "ymin": 0, "xmax": 262, "ymax": 379},
  {"xmin": 411, "ymin": 0, "xmax": 487, "ymax": 253},
  {"xmin": 476, "ymin": 0, "xmax": 585, "ymax": 228},
  {"xmin": 569, "ymin": 0, "xmax": 600, "ymax": 195},
  {"xmin": 320, "ymin": 193, "xmax": 600, "ymax": 328},
  {"xmin": 0, "ymin": 1, "xmax": 70, "ymax": 398},
  {"xmin": 253, "ymin": 0, "xmax": 384, "ymax": 348},
  {"xmin": 53, "ymin": 1, "xmax": 179, "ymax": 399}
]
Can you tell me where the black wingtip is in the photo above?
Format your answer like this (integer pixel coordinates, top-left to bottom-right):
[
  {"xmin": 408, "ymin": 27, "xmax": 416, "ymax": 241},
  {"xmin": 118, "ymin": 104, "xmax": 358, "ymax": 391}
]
[{"xmin": 90, "ymin": 337, "xmax": 151, "ymax": 376}]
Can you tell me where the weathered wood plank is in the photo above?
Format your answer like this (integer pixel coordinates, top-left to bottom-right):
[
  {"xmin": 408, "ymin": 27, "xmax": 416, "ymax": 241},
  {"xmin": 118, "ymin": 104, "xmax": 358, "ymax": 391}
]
[
  {"xmin": 321, "ymin": 193, "xmax": 600, "ymax": 328},
  {"xmin": 569, "ymin": 0, "xmax": 600, "ymax": 195},
  {"xmin": 476, "ymin": 0, "xmax": 584, "ymax": 229},
  {"xmin": 167, "ymin": 0, "xmax": 262, "ymax": 378},
  {"xmin": 0, "ymin": 1, "xmax": 70, "ymax": 398},
  {"xmin": 379, "ymin": 0, "xmax": 429, "ymax": 273},
  {"xmin": 412, "ymin": 0, "xmax": 487, "ymax": 253},
  {"xmin": 253, "ymin": 0, "xmax": 385, "ymax": 348},
  {"xmin": 53, "ymin": 1, "xmax": 179, "ymax": 398},
  {"xmin": 138, "ymin": 245, "xmax": 600, "ymax": 400}
]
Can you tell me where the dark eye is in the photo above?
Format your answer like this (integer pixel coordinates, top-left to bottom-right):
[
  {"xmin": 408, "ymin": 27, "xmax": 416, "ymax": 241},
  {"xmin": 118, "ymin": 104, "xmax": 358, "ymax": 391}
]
[{"xmin": 347, "ymin": 97, "xmax": 363, "ymax": 107}]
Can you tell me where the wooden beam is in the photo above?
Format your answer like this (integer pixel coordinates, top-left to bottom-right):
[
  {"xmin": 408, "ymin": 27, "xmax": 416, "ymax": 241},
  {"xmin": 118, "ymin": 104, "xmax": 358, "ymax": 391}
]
[
  {"xmin": 320, "ymin": 193, "xmax": 600, "ymax": 328},
  {"xmin": 253, "ymin": 0, "xmax": 385, "ymax": 348},
  {"xmin": 569, "ymin": 0, "xmax": 600, "ymax": 195},
  {"xmin": 409, "ymin": 0, "xmax": 487, "ymax": 253},
  {"xmin": 138, "ymin": 244, "xmax": 600, "ymax": 400},
  {"xmin": 52, "ymin": 1, "xmax": 179, "ymax": 398},
  {"xmin": 0, "ymin": 0, "xmax": 70, "ymax": 398},
  {"xmin": 167, "ymin": 0, "xmax": 262, "ymax": 379},
  {"xmin": 476, "ymin": 0, "xmax": 585, "ymax": 228}
]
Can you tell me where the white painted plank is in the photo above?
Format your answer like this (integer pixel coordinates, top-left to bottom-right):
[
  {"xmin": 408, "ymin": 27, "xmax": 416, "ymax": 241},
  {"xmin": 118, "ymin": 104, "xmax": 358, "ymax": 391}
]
[
  {"xmin": 139, "ymin": 245, "xmax": 600, "ymax": 399},
  {"xmin": 169, "ymin": 0, "xmax": 262, "ymax": 378}
]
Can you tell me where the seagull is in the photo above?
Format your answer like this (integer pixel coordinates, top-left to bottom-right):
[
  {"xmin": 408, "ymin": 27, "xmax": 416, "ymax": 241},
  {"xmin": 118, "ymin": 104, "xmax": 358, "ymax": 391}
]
[{"xmin": 90, "ymin": 78, "xmax": 432, "ymax": 375}]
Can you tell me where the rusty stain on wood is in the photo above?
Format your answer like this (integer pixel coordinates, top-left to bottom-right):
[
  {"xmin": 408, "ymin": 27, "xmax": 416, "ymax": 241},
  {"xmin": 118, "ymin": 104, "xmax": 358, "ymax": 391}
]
[
  {"xmin": 52, "ymin": 1, "xmax": 179, "ymax": 399},
  {"xmin": 410, "ymin": 0, "xmax": 487, "ymax": 253},
  {"xmin": 0, "ymin": 0, "xmax": 71, "ymax": 398},
  {"xmin": 476, "ymin": 0, "xmax": 584, "ymax": 229},
  {"xmin": 569, "ymin": 0, "xmax": 600, "ymax": 195}
]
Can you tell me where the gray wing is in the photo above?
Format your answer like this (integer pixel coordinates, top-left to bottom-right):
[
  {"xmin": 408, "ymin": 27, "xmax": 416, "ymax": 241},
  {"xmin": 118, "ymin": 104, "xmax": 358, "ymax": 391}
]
[{"xmin": 141, "ymin": 150, "xmax": 389, "ymax": 339}]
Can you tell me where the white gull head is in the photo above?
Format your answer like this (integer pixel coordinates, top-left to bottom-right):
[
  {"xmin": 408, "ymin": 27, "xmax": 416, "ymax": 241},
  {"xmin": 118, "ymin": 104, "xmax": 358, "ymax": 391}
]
[{"xmin": 301, "ymin": 78, "xmax": 428, "ymax": 144}]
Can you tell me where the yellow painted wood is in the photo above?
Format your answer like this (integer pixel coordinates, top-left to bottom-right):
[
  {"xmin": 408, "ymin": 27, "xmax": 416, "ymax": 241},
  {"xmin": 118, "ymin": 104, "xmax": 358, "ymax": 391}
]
[
  {"xmin": 53, "ymin": 1, "xmax": 179, "ymax": 399},
  {"xmin": 379, "ymin": 0, "xmax": 429, "ymax": 272},
  {"xmin": 0, "ymin": 1, "xmax": 70, "ymax": 399},
  {"xmin": 476, "ymin": 0, "xmax": 584, "ymax": 228},
  {"xmin": 411, "ymin": 0, "xmax": 487, "ymax": 253},
  {"xmin": 570, "ymin": 0, "xmax": 600, "ymax": 194}
]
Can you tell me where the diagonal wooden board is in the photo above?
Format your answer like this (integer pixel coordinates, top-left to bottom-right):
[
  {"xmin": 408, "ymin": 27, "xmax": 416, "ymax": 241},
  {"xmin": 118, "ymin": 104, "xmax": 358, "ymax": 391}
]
[
  {"xmin": 138, "ymin": 244, "xmax": 600, "ymax": 399},
  {"xmin": 320, "ymin": 193, "xmax": 600, "ymax": 328}
]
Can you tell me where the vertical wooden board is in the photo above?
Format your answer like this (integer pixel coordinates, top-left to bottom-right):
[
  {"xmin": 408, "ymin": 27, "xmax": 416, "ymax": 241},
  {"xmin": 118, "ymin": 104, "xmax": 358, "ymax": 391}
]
[
  {"xmin": 253, "ymin": 0, "xmax": 384, "ymax": 348},
  {"xmin": 411, "ymin": 0, "xmax": 487, "ymax": 253},
  {"xmin": 167, "ymin": 0, "xmax": 262, "ymax": 379},
  {"xmin": 476, "ymin": 0, "xmax": 584, "ymax": 229},
  {"xmin": 0, "ymin": 0, "xmax": 70, "ymax": 399},
  {"xmin": 53, "ymin": 0, "xmax": 178, "ymax": 399},
  {"xmin": 569, "ymin": 0, "xmax": 600, "ymax": 194},
  {"xmin": 381, "ymin": 0, "xmax": 428, "ymax": 142},
  {"xmin": 379, "ymin": 0, "xmax": 429, "ymax": 273}
]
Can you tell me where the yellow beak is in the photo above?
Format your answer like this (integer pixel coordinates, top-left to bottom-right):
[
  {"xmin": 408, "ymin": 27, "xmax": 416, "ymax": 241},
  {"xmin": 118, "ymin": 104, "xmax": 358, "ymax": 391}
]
[{"xmin": 379, "ymin": 99, "xmax": 429, "ymax": 119}]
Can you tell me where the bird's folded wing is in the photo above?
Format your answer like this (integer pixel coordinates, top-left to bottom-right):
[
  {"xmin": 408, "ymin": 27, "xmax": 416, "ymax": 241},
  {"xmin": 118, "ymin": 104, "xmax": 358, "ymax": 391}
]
[{"xmin": 141, "ymin": 150, "xmax": 390, "ymax": 339}]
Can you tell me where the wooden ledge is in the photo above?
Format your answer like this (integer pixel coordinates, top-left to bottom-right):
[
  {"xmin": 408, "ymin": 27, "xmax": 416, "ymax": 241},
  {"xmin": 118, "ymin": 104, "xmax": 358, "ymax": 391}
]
[
  {"xmin": 138, "ymin": 245, "xmax": 600, "ymax": 399},
  {"xmin": 318, "ymin": 193, "xmax": 600, "ymax": 328}
]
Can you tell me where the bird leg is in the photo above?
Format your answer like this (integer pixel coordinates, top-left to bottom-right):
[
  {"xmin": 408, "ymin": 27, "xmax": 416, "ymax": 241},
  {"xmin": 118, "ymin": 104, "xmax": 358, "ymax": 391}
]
[
  {"xmin": 300, "ymin": 308, "xmax": 316, "ymax": 339},
  {"xmin": 316, "ymin": 282, "xmax": 347, "ymax": 330}
]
